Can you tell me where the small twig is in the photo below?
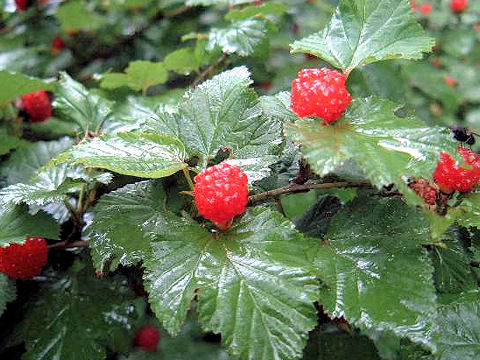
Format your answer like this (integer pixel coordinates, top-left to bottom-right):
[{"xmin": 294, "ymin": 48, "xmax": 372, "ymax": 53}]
[
  {"xmin": 182, "ymin": 168, "xmax": 195, "ymax": 191},
  {"xmin": 248, "ymin": 181, "xmax": 371, "ymax": 203},
  {"xmin": 193, "ymin": 54, "xmax": 228, "ymax": 87},
  {"xmin": 163, "ymin": 5, "xmax": 190, "ymax": 17},
  {"xmin": 48, "ymin": 240, "xmax": 89, "ymax": 250},
  {"xmin": 63, "ymin": 199, "xmax": 82, "ymax": 225}
]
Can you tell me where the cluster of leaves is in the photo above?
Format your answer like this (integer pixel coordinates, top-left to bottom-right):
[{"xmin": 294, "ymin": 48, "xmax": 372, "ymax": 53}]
[{"xmin": 1, "ymin": 0, "xmax": 480, "ymax": 359}]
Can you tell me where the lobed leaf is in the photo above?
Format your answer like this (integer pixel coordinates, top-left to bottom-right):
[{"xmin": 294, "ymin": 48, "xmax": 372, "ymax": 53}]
[
  {"xmin": 291, "ymin": 0, "xmax": 434, "ymax": 73},
  {"xmin": 285, "ymin": 97, "xmax": 458, "ymax": 189},
  {"xmin": 0, "ymin": 71, "xmax": 55, "ymax": 106}
]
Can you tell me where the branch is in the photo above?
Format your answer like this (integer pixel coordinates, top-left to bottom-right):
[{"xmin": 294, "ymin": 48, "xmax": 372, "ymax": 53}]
[
  {"xmin": 48, "ymin": 240, "xmax": 89, "ymax": 250},
  {"xmin": 248, "ymin": 181, "xmax": 371, "ymax": 203},
  {"xmin": 193, "ymin": 54, "xmax": 228, "ymax": 87}
]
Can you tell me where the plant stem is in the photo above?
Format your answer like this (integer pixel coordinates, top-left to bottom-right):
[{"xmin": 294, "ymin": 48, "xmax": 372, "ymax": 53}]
[
  {"xmin": 77, "ymin": 184, "xmax": 87, "ymax": 215},
  {"xmin": 183, "ymin": 168, "xmax": 195, "ymax": 191},
  {"xmin": 248, "ymin": 181, "xmax": 371, "ymax": 203},
  {"xmin": 48, "ymin": 240, "xmax": 89, "ymax": 249},
  {"xmin": 193, "ymin": 54, "xmax": 228, "ymax": 87}
]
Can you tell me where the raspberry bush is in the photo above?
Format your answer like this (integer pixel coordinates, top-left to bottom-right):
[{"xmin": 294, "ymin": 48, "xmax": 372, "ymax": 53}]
[{"xmin": 0, "ymin": 1, "xmax": 480, "ymax": 359}]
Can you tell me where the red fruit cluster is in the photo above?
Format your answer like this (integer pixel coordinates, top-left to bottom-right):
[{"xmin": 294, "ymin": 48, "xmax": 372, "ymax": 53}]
[
  {"xmin": 20, "ymin": 90, "xmax": 52, "ymax": 122},
  {"xmin": 51, "ymin": 36, "xmax": 65, "ymax": 53},
  {"xmin": 290, "ymin": 68, "xmax": 352, "ymax": 123},
  {"xmin": 134, "ymin": 326, "xmax": 161, "ymax": 352},
  {"xmin": 433, "ymin": 147, "xmax": 480, "ymax": 193},
  {"xmin": 409, "ymin": 179, "xmax": 437, "ymax": 206},
  {"xmin": 15, "ymin": 0, "xmax": 31, "ymax": 11},
  {"xmin": 450, "ymin": 0, "xmax": 468, "ymax": 13},
  {"xmin": 0, "ymin": 237, "xmax": 48, "ymax": 280},
  {"xmin": 194, "ymin": 163, "xmax": 248, "ymax": 229}
]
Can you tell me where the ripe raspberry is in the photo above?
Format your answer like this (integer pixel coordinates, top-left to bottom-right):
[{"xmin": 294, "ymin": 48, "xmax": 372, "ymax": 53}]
[
  {"xmin": 15, "ymin": 0, "xmax": 32, "ymax": 11},
  {"xmin": 20, "ymin": 90, "xmax": 52, "ymax": 122},
  {"xmin": 420, "ymin": 3, "xmax": 433, "ymax": 15},
  {"xmin": 433, "ymin": 147, "xmax": 480, "ymax": 193},
  {"xmin": 290, "ymin": 68, "xmax": 352, "ymax": 123},
  {"xmin": 444, "ymin": 75, "xmax": 457, "ymax": 87},
  {"xmin": 409, "ymin": 179, "xmax": 437, "ymax": 206},
  {"xmin": 134, "ymin": 326, "xmax": 161, "ymax": 352},
  {"xmin": 0, "ymin": 237, "xmax": 48, "ymax": 280},
  {"xmin": 450, "ymin": 0, "xmax": 468, "ymax": 13},
  {"xmin": 194, "ymin": 163, "xmax": 248, "ymax": 229},
  {"xmin": 51, "ymin": 36, "xmax": 64, "ymax": 53}
]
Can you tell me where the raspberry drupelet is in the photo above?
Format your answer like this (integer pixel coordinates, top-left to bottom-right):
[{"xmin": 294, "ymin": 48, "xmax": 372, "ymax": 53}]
[
  {"xmin": 194, "ymin": 163, "xmax": 248, "ymax": 230},
  {"xmin": 290, "ymin": 68, "xmax": 352, "ymax": 124},
  {"xmin": 0, "ymin": 236, "xmax": 48, "ymax": 279}
]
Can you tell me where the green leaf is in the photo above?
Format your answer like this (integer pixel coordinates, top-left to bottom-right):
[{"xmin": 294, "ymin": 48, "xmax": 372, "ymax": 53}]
[
  {"xmin": 0, "ymin": 273, "xmax": 16, "ymax": 317},
  {"xmin": 143, "ymin": 207, "xmax": 319, "ymax": 359},
  {"xmin": 315, "ymin": 196, "xmax": 437, "ymax": 347},
  {"xmin": 225, "ymin": 2, "xmax": 288, "ymax": 21},
  {"xmin": 290, "ymin": 0, "xmax": 434, "ymax": 73},
  {"xmin": 56, "ymin": 0, "xmax": 106, "ymax": 32},
  {"xmin": 0, "ymin": 132, "xmax": 24, "ymax": 156},
  {"xmin": 1, "ymin": 137, "xmax": 73, "ymax": 185},
  {"xmin": 208, "ymin": 19, "xmax": 269, "ymax": 56},
  {"xmin": 441, "ymin": 29, "xmax": 476, "ymax": 57},
  {"xmin": 17, "ymin": 266, "xmax": 140, "ymax": 360},
  {"xmin": 0, "ymin": 71, "xmax": 55, "ymax": 106},
  {"xmin": 89, "ymin": 181, "xmax": 165, "ymax": 272},
  {"xmin": 0, "ymin": 204, "xmax": 60, "ymax": 247},
  {"xmin": 164, "ymin": 48, "xmax": 200, "ymax": 75},
  {"xmin": 55, "ymin": 73, "xmax": 113, "ymax": 133},
  {"xmin": 55, "ymin": 132, "xmax": 187, "ymax": 178},
  {"xmin": 101, "ymin": 61, "xmax": 168, "ymax": 93},
  {"xmin": 285, "ymin": 97, "xmax": 457, "ymax": 188},
  {"xmin": 451, "ymin": 193, "xmax": 480, "ymax": 230},
  {"xmin": 148, "ymin": 67, "xmax": 285, "ymax": 171},
  {"xmin": 429, "ymin": 229, "xmax": 477, "ymax": 295},
  {"xmin": 433, "ymin": 300, "xmax": 480, "ymax": 360},
  {"xmin": 186, "ymin": 0, "xmax": 252, "ymax": 6}
]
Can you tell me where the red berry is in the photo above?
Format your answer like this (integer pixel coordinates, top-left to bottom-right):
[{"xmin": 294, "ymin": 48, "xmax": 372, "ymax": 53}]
[
  {"xmin": 20, "ymin": 90, "xmax": 52, "ymax": 122},
  {"xmin": 15, "ymin": 0, "xmax": 30, "ymax": 11},
  {"xmin": 444, "ymin": 75, "xmax": 457, "ymax": 87},
  {"xmin": 51, "ymin": 36, "xmax": 64, "ymax": 53},
  {"xmin": 420, "ymin": 3, "xmax": 433, "ymax": 15},
  {"xmin": 290, "ymin": 68, "xmax": 352, "ymax": 123},
  {"xmin": 409, "ymin": 179, "xmax": 437, "ymax": 206},
  {"xmin": 450, "ymin": 0, "xmax": 468, "ymax": 13},
  {"xmin": 410, "ymin": 1, "xmax": 418, "ymax": 11},
  {"xmin": 433, "ymin": 147, "xmax": 480, "ymax": 193},
  {"xmin": 194, "ymin": 163, "xmax": 248, "ymax": 229},
  {"xmin": 0, "ymin": 237, "xmax": 48, "ymax": 280},
  {"xmin": 134, "ymin": 326, "xmax": 161, "ymax": 352}
]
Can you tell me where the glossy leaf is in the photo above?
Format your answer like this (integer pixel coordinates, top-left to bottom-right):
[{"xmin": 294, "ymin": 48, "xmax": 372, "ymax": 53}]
[
  {"xmin": 0, "ymin": 273, "xmax": 16, "ymax": 317},
  {"xmin": 1, "ymin": 137, "xmax": 73, "ymax": 186},
  {"xmin": 429, "ymin": 229, "xmax": 477, "ymax": 294},
  {"xmin": 433, "ymin": 300, "xmax": 480, "ymax": 360},
  {"xmin": 291, "ymin": 0, "xmax": 434, "ymax": 73},
  {"xmin": 54, "ymin": 132, "xmax": 187, "ymax": 178},
  {"xmin": 143, "ymin": 207, "xmax": 319, "ymax": 359},
  {"xmin": 0, "ymin": 71, "xmax": 54, "ymax": 106},
  {"xmin": 0, "ymin": 204, "xmax": 60, "ymax": 246},
  {"xmin": 89, "ymin": 181, "xmax": 165, "ymax": 272},
  {"xmin": 208, "ymin": 19, "xmax": 269, "ymax": 56},
  {"xmin": 101, "ymin": 61, "xmax": 168, "ymax": 93},
  {"xmin": 55, "ymin": 73, "xmax": 113, "ymax": 133},
  {"xmin": 0, "ymin": 132, "xmax": 24, "ymax": 156},
  {"xmin": 149, "ymin": 67, "xmax": 285, "ymax": 170},
  {"xmin": 451, "ymin": 193, "xmax": 480, "ymax": 230},
  {"xmin": 315, "ymin": 196, "xmax": 437, "ymax": 347},
  {"xmin": 17, "ymin": 267, "xmax": 140, "ymax": 360},
  {"xmin": 285, "ymin": 97, "xmax": 458, "ymax": 188},
  {"xmin": 56, "ymin": 0, "xmax": 106, "ymax": 32}
]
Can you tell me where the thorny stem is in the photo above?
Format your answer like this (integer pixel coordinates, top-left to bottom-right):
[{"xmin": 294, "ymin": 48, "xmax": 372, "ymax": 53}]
[
  {"xmin": 48, "ymin": 240, "xmax": 89, "ymax": 250},
  {"xmin": 193, "ymin": 54, "xmax": 228, "ymax": 87},
  {"xmin": 248, "ymin": 181, "xmax": 371, "ymax": 203},
  {"xmin": 183, "ymin": 168, "xmax": 195, "ymax": 191}
]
